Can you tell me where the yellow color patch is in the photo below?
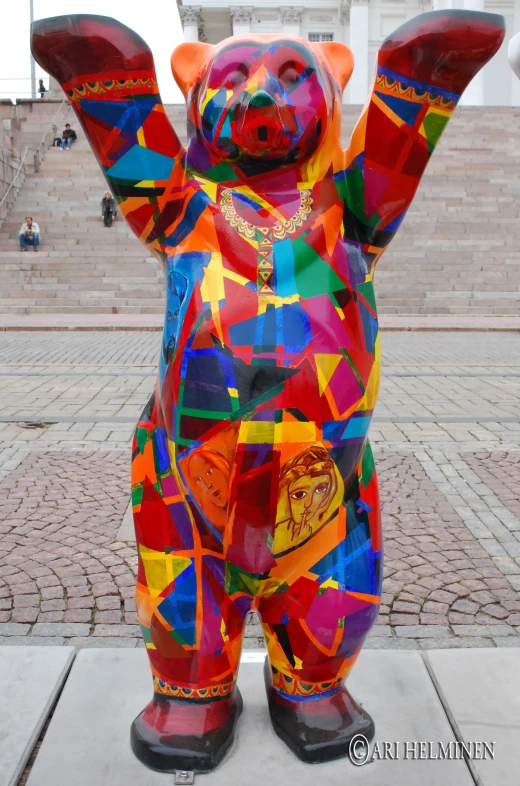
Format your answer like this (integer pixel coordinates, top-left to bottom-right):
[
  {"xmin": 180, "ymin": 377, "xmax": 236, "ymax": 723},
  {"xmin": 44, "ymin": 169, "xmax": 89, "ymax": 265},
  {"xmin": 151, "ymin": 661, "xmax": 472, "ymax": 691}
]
[
  {"xmin": 138, "ymin": 546, "xmax": 192, "ymax": 598},
  {"xmin": 315, "ymin": 354, "xmax": 342, "ymax": 395}
]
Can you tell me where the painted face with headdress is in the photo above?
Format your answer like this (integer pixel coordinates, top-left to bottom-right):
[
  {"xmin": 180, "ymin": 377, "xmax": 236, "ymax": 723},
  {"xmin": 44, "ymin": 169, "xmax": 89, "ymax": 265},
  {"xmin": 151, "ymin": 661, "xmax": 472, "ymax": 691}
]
[
  {"xmin": 273, "ymin": 445, "xmax": 343, "ymax": 556},
  {"xmin": 184, "ymin": 449, "xmax": 231, "ymax": 531}
]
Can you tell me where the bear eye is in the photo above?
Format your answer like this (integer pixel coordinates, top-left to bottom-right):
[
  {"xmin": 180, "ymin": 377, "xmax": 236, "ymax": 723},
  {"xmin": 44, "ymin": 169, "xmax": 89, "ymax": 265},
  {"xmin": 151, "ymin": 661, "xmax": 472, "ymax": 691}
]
[
  {"xmin": 279, "ymin": 64, "xmax": 299, "ymax": 88},
  {"xmin": 226, "ymin": 63, "xmax": 249, "ymax": 88}
]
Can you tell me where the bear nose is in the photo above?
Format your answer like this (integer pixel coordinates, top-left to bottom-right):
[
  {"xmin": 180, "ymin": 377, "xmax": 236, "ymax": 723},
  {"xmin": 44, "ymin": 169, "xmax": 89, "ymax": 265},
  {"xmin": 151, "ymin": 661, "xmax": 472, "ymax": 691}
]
[{"xmin": 249, "ymin": 90, "xmax": 275, "ymax": 109}]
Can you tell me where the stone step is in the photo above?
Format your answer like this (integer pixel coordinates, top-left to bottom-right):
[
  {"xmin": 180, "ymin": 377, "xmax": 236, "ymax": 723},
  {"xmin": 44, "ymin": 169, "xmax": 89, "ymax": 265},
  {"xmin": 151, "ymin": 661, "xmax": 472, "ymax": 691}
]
[{"xmin": 1, "ymin": 105, "xmax": 518, "ymax": 314}]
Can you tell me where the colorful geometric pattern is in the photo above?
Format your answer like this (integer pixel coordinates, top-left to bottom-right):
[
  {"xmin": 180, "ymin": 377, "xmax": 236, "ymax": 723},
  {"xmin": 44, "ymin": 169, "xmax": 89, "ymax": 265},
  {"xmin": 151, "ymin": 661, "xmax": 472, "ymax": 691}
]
[{"xmin": 31, "ymin": 10, "xmax": 504, "ymax": 703}]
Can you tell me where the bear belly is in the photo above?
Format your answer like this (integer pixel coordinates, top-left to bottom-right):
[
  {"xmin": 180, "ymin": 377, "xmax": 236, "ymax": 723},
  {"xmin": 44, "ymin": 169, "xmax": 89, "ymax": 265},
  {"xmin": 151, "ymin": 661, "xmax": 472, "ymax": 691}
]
[{"xmin": 173, "ymin": 290, "xmax": 378, "ymax": 574}]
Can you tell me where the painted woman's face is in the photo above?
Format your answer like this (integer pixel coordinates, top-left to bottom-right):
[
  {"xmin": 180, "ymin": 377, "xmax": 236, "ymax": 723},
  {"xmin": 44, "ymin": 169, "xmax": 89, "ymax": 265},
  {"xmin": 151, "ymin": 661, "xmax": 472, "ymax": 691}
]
[
  {"xmin": 189, "ymin": 454, "xmax": 229, "ymax": 510},
  {"xmin": 288, "ymin": 472, "xmax": 330, "ymax": 527}
]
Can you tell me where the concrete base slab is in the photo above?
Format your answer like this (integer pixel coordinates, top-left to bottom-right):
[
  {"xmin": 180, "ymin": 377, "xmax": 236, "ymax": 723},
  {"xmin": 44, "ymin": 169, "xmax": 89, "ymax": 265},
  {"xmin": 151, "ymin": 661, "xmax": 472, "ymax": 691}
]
[
  {"xmin": 26, "ymin": 649, "xmax": 473, "ymax": 786},
  {"xmin": 426, "ymin": 649, "xmax": 520, "ymax": 786},
  {"xmin": 0, "ymin": 646, "xmax": 74, "ymax": 786}
]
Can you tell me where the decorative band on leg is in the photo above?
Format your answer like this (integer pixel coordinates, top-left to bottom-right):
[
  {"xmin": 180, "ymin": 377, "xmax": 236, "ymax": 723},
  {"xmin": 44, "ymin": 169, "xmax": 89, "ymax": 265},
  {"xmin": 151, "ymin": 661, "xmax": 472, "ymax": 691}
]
[
  {"xmin": 271, "ymin": 669, "xmax": 344, "ymax": 702},
  {"xmin": 153, "ymin": 676, "xmax": 234, "ymax": 701}
]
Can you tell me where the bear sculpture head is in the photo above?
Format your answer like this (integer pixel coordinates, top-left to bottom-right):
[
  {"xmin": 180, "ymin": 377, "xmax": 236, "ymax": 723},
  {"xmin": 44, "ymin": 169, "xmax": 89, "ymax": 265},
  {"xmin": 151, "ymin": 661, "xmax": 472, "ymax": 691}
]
[{"xmin": 172, "ymin": 35, "xmax": 353, "ymax": 165}]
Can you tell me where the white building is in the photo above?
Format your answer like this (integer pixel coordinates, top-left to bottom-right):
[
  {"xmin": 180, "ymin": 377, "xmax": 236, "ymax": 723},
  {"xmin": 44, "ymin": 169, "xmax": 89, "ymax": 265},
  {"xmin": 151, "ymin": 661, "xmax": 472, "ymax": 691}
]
[{"xmin": 177, "ymin": 0, "xmax": 520, "ymax": 106}]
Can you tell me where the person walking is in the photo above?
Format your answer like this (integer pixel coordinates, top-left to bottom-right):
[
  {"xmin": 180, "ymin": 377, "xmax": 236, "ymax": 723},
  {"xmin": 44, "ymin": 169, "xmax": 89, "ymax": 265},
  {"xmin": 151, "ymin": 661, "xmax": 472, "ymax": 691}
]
[
  {"xmin": 61, "ymin": 124, "xmax": 77, "ymax": 150},
  {"xmin": 18, "ymin": 217, "xmax": 40, "ymax": 251},
  {"xmin": 38, "ymin": 79, "xmax": 46, "ymax": 98},
  {"xmin": 101, "ymin": 192, "xmax": 117, "ymax": 227}
]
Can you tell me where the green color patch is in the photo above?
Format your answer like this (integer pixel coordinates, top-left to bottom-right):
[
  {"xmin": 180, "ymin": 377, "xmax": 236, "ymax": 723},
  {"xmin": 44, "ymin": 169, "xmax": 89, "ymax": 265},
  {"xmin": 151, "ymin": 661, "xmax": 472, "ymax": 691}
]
[
  {"xmin": 131, "ymin": 484, "xmax": 144, "ymax": 507},
  {"xmin": 334, "ymin": 166, "xmax": 367, "ymax": 223},
  {"xmin": 225, "ymin": 562, "xmax": 261, "ymax": 597},
  {"xmin": 135, "ymin": 426, "xmax": 150, "ymax": 455},
  {"xmin": 251, "ymin": 357, "xmax": 277, "ymax": 366},
  {"xmin": 140, "ymin": 623, "xmax": 152, "ymax": 644},
  {"xmin": 357, "ymin": 281, "xmax": 377, "ymax": 311},
  {"xmin": 361, "ymin": 441, "xmax": 375, "ymax": 485},
  {"xmin": 293, "ymin": 236, "xmax": 345, "ymax": 300},
  {"xmin": 205, "ymin": 161, "xmax": 238, "ymax": 183},
  {"xmin": 422, "ymin": 111, "xmax": 449, "ymax": 151},
  {"xmin": 170, "ymin": 628, "xmax": 189, "ymax": 646}
]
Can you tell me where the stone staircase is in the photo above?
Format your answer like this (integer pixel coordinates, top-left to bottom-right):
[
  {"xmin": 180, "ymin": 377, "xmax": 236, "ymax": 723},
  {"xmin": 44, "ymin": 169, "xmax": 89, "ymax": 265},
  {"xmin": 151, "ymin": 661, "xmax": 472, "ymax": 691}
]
[
  {"xmin": 0, "ymin": 104, "xmax": 518, "ymax": 315},
  {"xmin": 0, "ymin": 139, "xmax": 163, "ymax": 315},
  {"xmin": 376, "ymin": 107, "xmax": 520, "ymax": 315}
]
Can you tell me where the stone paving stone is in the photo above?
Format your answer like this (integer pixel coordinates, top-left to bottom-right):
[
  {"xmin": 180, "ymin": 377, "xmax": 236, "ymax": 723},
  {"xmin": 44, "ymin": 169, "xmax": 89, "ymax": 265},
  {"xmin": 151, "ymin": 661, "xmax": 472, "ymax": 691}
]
[
  {"xmin": 0, "ymin": 623, "xmax": 30, "ymax": 636},
  {"xmin": 492, "ymin": 637, "xmax": 520, "ymax": 647},
  {"xmin": 91, "ymin": 624, "xmax": 140, "ymax": 637},
  {"xmin": 451, "ymin": 624, "xmax": 517, "ymax": 637},
  {"xmin": 68, "ymin": 637, "xmax": 138, "ymax": 648},
  {"xmin": 0, "ymin": 636, "xmax": 66, "ymax": 645},
  {"xmin": 418, "ymin": 637, "xmax": 495, "ymax": 649},
  {"xmin": 365, "ymin": 637, "xmax": 419, "ymax": 649},
  {"xmin": 31, "ymin": 623, "xmax": 91, "ymax": 637},
  {"xmin": 395, "ymin": 625, "xmax": 452, "ymax": 638}
]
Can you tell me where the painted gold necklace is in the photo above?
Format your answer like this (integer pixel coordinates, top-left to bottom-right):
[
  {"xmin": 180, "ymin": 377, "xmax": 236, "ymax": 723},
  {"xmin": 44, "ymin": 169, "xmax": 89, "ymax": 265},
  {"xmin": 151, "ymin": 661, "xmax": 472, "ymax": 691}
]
[{"xmin": 219, "ymin": 186, "xmax": 312, "ymax": 294}]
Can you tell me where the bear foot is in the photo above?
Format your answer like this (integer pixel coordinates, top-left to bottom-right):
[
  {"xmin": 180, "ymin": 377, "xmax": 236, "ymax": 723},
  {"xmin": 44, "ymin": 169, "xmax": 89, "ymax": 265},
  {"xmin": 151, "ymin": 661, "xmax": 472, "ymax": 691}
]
[
  {"xmin": 130, "ymin": 688, "xmax": 243, "ymax": 773},
  {"xmin": 264, "ymin": 659, "xmax": 374, "ymax": 764}
]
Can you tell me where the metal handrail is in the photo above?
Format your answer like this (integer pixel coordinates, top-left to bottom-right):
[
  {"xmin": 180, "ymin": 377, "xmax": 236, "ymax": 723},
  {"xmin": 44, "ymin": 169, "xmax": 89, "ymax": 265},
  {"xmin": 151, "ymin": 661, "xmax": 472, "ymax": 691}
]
[
  {"xmin": 0, "ymin": 97, "xmax": 68, "ymax": 219},
  {"xmin": 0, "ymin": 145, "xmax": 28, "ymax": 211},
  {"xmin": 27, "ymin": 98, "xmax": 68, "ymax": 162}
]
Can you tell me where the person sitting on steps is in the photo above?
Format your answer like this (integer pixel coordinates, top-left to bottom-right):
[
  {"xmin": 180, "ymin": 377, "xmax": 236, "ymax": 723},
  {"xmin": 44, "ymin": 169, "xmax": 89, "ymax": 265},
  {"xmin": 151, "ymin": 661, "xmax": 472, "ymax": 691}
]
[
  {"xmin": 18, "ymin": 216, "xmax": 40, "ymax": 251},
  {"xmin": 101, "ymin": 192, "xmax": 117, "ymax": 227},
  {"xmin": 60, "ymin": 123, "xmax": 77, "ymax": 150}
]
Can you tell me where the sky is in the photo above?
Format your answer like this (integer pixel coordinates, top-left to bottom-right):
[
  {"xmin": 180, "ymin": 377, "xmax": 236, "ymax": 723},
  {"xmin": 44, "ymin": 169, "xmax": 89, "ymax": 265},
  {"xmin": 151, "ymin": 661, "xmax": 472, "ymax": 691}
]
[{"xmin": 0, "ymin": 0, "xmax": 185, "ymax": 103}]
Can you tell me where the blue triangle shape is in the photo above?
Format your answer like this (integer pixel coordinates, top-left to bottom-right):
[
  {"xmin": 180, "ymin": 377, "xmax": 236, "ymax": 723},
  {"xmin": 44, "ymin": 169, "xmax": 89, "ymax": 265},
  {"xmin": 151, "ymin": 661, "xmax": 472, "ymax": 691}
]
[
  {"xmin": 375, "ymin": 92, "xmax": 422, "ymax": 126},
  {"xmin": 105, "ymin": 144, "xmax": 174, "ymax": 182},
  {"xmin": 80, "ymin": 98, "xmax": 156, "ymax": 133}
]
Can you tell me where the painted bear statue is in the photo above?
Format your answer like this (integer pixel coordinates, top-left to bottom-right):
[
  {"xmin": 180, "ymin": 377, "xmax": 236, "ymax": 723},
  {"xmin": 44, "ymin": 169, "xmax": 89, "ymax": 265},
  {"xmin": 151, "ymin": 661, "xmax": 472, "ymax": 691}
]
[
  {"xmin": 510, "ymin": 32, "xmax": 520, "ymax": 80},
  {"xmin": 32, "ymin": 10, "xmax": 504, "ymax": 773}
]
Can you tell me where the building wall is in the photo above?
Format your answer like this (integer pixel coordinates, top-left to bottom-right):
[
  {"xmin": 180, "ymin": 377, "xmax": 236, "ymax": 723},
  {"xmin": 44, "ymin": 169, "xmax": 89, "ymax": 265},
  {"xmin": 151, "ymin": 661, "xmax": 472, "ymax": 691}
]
[{"xmin": 178, "ymin": 0, "xmax": 520, "ymax": 106}]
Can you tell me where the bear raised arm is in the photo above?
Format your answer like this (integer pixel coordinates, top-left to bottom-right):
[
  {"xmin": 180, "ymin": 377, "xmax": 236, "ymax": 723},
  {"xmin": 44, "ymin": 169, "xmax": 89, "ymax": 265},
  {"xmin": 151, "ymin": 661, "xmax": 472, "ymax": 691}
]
[
  {"xmin": 31, "ymin": 14, "xmax": 186, "ymax": 255},
  {"xmin": 341, "ymin": 10, "xmax": 505, "ymax": 271}
]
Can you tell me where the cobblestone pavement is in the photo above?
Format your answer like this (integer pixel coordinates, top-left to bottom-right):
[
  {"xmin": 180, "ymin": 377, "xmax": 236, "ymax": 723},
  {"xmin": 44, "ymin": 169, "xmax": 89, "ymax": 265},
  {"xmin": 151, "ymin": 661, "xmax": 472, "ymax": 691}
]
[{"xmin": 0, "ymin": 331, "xmax": 519, "ymax": 650}]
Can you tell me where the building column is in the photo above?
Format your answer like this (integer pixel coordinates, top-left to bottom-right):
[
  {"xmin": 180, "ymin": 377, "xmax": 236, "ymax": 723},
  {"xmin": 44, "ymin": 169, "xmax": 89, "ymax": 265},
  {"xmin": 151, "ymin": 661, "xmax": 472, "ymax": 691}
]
[
  {"xmin": 281, "ymin": 7, "xmax": 303, "ymax": 36},
  {"xmin": 458, "ymin": 0, "xmax": 484, "ymax": 105},
  {"xmin": 180, "ymin": 6, "xmax": 201, "ymax": 43},
  {"xmin": 349, "ymin": 0, "xmax": 369, "ymax": 104},
  {"xmin": 433, "ymin": 0, "xmax": 484, "ymax": 104},
  {"xmin": 513, "ymin": 0, "xmax": 520, "ymax": 106},
  {"xmin": 48, "ymin": 77, "xmax": 62, "ymax": 100},
  {"xmin": 230, "ymin": 6, "xmax": 254, "ymax": 36}
]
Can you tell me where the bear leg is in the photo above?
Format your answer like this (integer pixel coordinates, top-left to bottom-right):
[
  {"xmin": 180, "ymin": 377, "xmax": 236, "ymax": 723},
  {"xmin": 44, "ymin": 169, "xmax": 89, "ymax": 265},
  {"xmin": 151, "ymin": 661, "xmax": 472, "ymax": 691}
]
[
  {"xmin": 130, "ymin": 687, "xmax": 244, "ymax": 773},
  {"xmin": 264, "ymin": 658, "xmax": 374, "ymax": 763},
  {"xmin": 259, "ymin": 442, "xmax": 382, "ymax": 762},
  {"xmin": 129, "ymin": 396, "xmax": 249, "ymax": 772}
]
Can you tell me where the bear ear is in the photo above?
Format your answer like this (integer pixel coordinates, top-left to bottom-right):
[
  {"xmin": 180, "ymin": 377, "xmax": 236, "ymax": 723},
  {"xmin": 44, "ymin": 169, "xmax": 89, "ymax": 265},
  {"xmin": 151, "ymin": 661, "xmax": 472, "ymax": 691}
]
[
  {"xmin": 171, "ymin": 41, "xmax": 214, "ymax": 98},
  {"xmin": 314, "ymin": 41, "xmax": 354, "ymax": 92}
]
